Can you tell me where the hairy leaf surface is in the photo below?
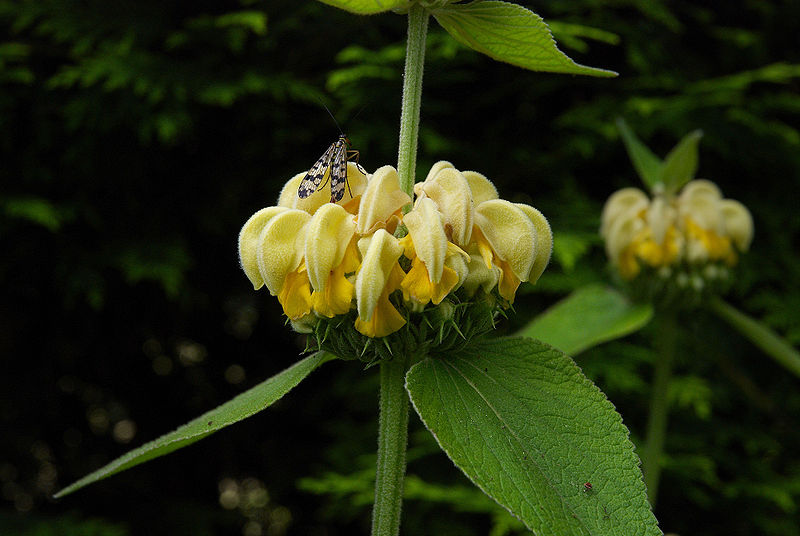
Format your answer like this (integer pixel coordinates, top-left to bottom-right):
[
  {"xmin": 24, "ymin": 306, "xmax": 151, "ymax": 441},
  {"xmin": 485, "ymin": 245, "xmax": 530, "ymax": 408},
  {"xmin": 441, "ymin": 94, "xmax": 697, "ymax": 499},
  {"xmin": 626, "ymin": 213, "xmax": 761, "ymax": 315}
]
[
  {"xmin": 433, "ymin": 1, "xmax": 616, "ymax": 77},
  {"xmin": 406, "ymin": 337, "xmax": 660, "ymax": 535}
]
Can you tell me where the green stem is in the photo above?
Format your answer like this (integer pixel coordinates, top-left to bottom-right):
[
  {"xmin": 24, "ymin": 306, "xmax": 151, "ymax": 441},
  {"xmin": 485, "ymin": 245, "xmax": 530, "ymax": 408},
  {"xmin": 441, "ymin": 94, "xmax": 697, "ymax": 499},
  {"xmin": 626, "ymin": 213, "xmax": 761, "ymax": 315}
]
[
  {"xmin": 642, "ymin": 314, "xmax": 676, "ymax": 506},
  {"xmin": 397, "ymin": 4, "xmax": 429, "ymax": 200},
  {"xmin": 370, "ymin": 9, "xmax": 430, "ymax": 534},
  {"xmin": 371, "ymin": 355, "xmax": 410, "ymax": 536},
  {"xmin": 709, "ymin": 296, "xmax": 800, "ymax": 379}
]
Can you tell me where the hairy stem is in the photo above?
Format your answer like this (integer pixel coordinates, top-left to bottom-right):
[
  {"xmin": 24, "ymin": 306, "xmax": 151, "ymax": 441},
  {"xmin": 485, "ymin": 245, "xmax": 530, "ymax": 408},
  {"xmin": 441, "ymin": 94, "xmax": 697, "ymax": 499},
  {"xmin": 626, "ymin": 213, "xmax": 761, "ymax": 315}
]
[
  {"xmin": 396, "ymin": 4, "xmax": 430, "ymax": 201},
  {"xmin": 371, "ymin": 355, "xmax": 410, "ymax": 536},
  {"xmin": 642, "ymin": 314, "xmax": 677, "ymax": 506},
  {"xmin": 370, "ymin": 8, "xmax": 430, "ymax": 535}
]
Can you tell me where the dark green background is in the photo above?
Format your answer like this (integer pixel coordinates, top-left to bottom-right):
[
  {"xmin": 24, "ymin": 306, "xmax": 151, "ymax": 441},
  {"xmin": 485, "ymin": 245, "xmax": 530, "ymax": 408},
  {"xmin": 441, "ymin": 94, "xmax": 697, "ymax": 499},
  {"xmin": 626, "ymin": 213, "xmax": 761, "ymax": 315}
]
[{"xmin": 2, "ymin": 0, "xmax": 799, "ymax": 534}]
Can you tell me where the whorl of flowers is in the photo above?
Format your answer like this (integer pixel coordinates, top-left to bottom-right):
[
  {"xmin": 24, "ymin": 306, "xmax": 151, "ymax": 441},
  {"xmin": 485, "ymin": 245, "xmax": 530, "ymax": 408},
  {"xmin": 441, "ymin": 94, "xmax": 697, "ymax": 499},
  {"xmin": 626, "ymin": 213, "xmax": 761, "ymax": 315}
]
[
  {"xmin": 600, "ymin": 179, "xmax": 753, "ymax": 303},
  {"xmin": 239, "ymin": 161, "xmax": 551, "ymax": 356}
]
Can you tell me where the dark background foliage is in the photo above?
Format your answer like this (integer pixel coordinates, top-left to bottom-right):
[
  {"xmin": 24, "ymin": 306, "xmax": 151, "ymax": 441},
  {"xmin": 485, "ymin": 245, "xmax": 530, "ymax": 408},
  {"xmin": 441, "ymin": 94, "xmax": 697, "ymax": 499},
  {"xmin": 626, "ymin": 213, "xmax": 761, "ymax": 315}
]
[{"xmin": 2, "ymin": 0, "xmax": 799, "ymax": 534}]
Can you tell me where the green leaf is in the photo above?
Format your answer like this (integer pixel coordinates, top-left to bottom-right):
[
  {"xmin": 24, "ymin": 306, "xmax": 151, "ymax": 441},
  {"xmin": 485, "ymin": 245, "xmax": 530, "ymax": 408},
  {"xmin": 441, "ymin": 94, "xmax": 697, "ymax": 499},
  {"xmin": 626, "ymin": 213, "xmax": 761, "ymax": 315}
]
[
  {"xmin": 433, "ymin": 1, "xmax": 617, "ymax": 77},
  {"xmin": 616, "ymin": 118, "xmax": 664, "ymax": 190},
  {"xmin": 519, "ymin": 284, "xmax": 653, "ymax": 355},
  {"xmin": 659, "ymin": 129, "xmax": 703, "ymax": 194},
  {"xmin": 710, "ymin": 297, "xmax": 800, "ymax": 379},
  {"xmin": 54, "ymin": 352, "xmax": 335, "ymax": 498},
  {"xmin": 406, "ymin": 338, "xmax": 660, "ymax": 535},
  {"xmin": 316, "ymin": 0, "xmax": 408, "ymax": 15}
]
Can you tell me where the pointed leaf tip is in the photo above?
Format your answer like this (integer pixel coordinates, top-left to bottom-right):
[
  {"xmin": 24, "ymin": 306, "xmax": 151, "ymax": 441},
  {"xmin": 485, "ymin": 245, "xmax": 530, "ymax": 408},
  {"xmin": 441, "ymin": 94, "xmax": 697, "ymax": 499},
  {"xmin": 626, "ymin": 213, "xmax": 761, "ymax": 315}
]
[
  {"xmin": 616, "ymin": 117, "xmax": 664, "ymax": 190},
  {"xmin": 661, "ymin": 129, "xmax": 704, "ymax": 194},
  {"xmin": 54, "ymin": 352, "xmax": 334, "ymax": 499},
  {"xmin": 433, "ymin": 1, "xmax": 617, "ymax": 77}
]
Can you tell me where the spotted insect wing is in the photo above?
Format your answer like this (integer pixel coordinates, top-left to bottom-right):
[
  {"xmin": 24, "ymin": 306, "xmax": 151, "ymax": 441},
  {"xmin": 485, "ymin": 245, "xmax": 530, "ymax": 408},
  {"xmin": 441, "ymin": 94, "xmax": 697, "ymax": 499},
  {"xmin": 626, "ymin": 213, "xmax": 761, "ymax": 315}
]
[{"xmin": 297, "ymin": 134, "xmax": 358, "ymax": 203}]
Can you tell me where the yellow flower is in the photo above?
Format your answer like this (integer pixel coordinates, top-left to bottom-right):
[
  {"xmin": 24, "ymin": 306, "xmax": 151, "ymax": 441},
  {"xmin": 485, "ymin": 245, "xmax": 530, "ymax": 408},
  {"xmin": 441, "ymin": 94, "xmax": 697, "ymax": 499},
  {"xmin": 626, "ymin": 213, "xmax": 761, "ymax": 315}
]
[
  {"xmin": 399, "ymin": 196, "xmax": 467, "ymax": 306},
  {"xmin": 354, "ymin": 230, "xmax": 407, "ymax": 338},
  {"xmin": 600, "ymin": 179, "xmax": 753, "ymax": 281},
  {"xmin": 238, "ymin": 206, "xmax": 289, "ymax": 290},
  {"xmin": 240, "ymin": 160, "xmax": 553, "ymax": 342},
  {"xmin": 357, "ymin": 165, "xmax": 411, "ymax": 236},
  {"xmin": 414, "ymin": 162, "xmax": 552, "ymax": 304},
  {"xmin": 305, "ymin": 203, "xmax": 359, "ymax": 317},
  {"xmin": 255, "ymin": 208, "xmax": 313, "ymax": 319}
]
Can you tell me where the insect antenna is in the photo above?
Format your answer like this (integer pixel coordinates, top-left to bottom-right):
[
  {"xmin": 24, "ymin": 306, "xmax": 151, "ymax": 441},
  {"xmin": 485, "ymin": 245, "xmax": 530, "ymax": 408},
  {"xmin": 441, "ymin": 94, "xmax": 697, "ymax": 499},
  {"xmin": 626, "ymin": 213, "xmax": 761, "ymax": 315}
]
[{"xmin": 316, "ymin": 96, "xmax": 345, "ymax": 137}]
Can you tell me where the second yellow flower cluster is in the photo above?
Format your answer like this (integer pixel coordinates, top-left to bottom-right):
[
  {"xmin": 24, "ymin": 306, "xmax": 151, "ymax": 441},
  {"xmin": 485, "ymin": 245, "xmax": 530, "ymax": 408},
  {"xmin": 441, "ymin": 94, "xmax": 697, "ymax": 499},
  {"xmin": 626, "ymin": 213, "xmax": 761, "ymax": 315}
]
[
  {"xmin": 601, "ymin": 179, "xmax": 753, "ymax": 281},
  {"xmin": 239, "ymin": 161, "xmax": 552, "ymax": 339}
]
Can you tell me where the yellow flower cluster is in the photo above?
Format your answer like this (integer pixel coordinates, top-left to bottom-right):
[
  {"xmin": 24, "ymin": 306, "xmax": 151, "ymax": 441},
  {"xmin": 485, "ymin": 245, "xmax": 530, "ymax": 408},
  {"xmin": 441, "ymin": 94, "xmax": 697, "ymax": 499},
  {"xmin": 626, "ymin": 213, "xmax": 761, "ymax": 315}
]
[
  {"xmin": 239, "ymin": 161, "xmax": 552, "ymax": 339},
  {"xmin": 601, "ymin": 179, "xmax": 753, "ymax": 281}
]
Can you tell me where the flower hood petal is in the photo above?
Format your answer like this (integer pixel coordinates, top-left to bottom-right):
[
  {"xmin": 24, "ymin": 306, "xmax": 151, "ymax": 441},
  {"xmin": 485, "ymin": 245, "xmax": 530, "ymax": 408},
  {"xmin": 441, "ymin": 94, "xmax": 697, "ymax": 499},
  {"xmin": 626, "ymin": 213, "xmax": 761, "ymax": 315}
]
[
  {"xmin": 514, "ymin": 203, "xmax": 553, "ymax": 284},
  {"xmin": 305, "ymin": 203, "xmax": 357, "ymax": 293},
  {"xmin": 257, "ymin": 209, "xmax": 311, "ymax": 295},
  {"xmin": 356, "ymin": 229, "xmax": 404, "ymax": 322},
  {"xmin": 474, "ymin": 199, "xmax": 536, "ymax": 281},
  {"xmin": 403, "ymin": 196, "xmax": 449, "ymax": 284},
  {"xmin": 357, "ymin": 165, "xmax": 411, "ymax": 235},
  {"xmin": 416, "ymin": 166, "xmax": 473, "ymax": 246},
  {"xmin": 238, "ymin": 206, "xmax": 289, "ymax": 289}
]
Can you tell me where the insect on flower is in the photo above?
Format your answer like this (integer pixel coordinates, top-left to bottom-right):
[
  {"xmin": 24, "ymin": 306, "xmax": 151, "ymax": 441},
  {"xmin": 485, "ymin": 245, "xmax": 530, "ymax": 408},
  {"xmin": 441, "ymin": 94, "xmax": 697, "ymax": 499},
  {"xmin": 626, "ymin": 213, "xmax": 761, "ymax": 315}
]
[{"xmin": 297, "ymin": 134, "xmax": 363, "ymax": 203}]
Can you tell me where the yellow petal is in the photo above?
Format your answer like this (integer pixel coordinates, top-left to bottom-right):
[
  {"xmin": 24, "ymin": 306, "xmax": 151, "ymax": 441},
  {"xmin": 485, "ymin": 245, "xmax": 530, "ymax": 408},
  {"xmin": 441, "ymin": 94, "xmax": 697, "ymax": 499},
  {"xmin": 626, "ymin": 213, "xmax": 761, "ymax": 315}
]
[
  {"xmin": 423, "ymin": 160, "xmax": 455, "ymax": 183},
  {"xmin": 679, "ymin": 179, "xmax": 722, "ymax": 204},
  {"xmin": 257, "ymin": 209, "xmax": 311, "ymax": 295},
  {"xmin": 354, "ymin": 290, "xmax": 406, "ymax": 338},
  {"xmin": 277, "ymin": 172, "xmax": 308, "ymax": 208},
  {"xmin": 311, "ymin": 261, "xmax": 355, "ymax": 317},
  {"xmin": 470, "ymin": 225, "xmax": 495, "ymax": 270},
  {"xmin": 720, "ymin": 199, "xmax": 753, "ymax": 251},
  {"xmin": 462, "ymin": 170, "xmax": 499, "ymax": 206},
  {"xmin": 278, "ymin": 266, "xmax": 313, "ymax": 320},
  {"xmin": 357, "ymin": 165, "xmax": 411, "ymax": 235},
  {"xmin": 444, "ymin": 242, "xmax": 469, "ymax": 292},
  {"xmin": 474, "ymin": 199, "xmax": 536, "ymax": 281},
  {"xmin": 496, "ymin": 257, "xmax": 521, "ymax": 304},
  {"xmin": 462, "ymin": 251, "xmax": 501, "ymax": 297},
  {"xmin": 600, "ymin": 188, "xmax": 649, "ymax": 238},
  {"xmin": 355, "ymin": 229, "xmax": 404, "ymax": 322},
  {"xmin": 679, "ymin": 179, "xmax": 723, "ymax": 232},
  {"xmin": 403, "ymin": 197, "xmax": 449, "ymax": 283},
  {"xmin": 605, "ymin": 215, "xmax": 646, "ymax": 263},
  {"xmin": 238, "ymin": 206, "xmax": 289, "ymax": 289},
  {"xmin": 305, "ymin": 203, "xmax": 356, "ymax": 293},
  {"xmin": 400, "ymin": 258, "xmax": 433, "ymax": 305},
  {"xmin": 398, "ymin": 234, "xmax": 416, "ymax": 260},
  {"xmin": 646, "ymin": 195, "xmax": 677, "ymax": 244},
  {"xmin": 418, "ymin": 166, "xmax": 474, "ymax": 246},
  {"xmin": 515, "ymin": 203, "xmax": 552, "ymax": 284}
]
